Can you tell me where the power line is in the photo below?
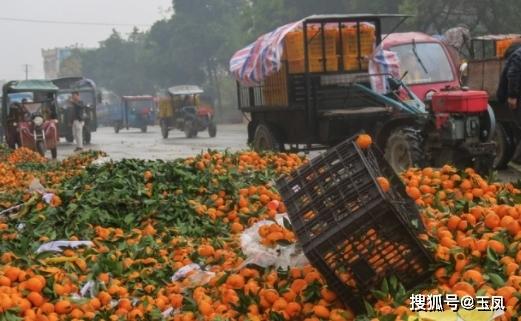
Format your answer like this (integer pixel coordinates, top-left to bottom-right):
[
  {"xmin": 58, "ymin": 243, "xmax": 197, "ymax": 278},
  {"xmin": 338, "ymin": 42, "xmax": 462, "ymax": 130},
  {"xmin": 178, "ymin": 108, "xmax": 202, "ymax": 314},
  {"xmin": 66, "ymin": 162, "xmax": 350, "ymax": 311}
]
[{"xmin": 0, "ymin": 16, "xmax": 151, "ymax": 27}]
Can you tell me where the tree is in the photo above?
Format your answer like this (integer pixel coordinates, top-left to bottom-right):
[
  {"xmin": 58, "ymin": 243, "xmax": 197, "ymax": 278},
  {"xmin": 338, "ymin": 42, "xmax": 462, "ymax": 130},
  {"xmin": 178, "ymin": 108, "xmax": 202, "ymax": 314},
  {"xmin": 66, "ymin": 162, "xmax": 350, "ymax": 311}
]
[{"xmin": 400, "ymin": 0, "xmax": 521, "ymax": 34}]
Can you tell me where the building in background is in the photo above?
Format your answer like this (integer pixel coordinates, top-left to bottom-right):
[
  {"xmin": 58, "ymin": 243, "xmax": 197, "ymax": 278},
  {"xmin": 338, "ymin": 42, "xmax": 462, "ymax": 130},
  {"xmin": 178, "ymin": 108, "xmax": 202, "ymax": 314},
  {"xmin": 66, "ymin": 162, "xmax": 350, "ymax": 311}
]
[{"xmin": 41, "ymin": 47, "xmax": 74, "ymax": 79}]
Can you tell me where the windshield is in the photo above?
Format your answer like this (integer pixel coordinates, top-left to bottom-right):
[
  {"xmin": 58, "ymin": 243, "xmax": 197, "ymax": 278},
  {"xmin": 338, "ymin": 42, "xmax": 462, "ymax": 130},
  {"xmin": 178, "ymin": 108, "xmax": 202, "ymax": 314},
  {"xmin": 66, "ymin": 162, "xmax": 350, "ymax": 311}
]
[
  {"xmin": 127, "ymin": 99, "xmax": 154, "ymax": 110},
  {"xmin": 57, "ymin": 92, "xmax": 95, "ymax": 108},
  {"xmin": 390, "ymin": 42, "xmax": 454, "ymax": 85},
  {"xmin": 8, "ymin": 92, "xmax": 33, "ymax": 104}
]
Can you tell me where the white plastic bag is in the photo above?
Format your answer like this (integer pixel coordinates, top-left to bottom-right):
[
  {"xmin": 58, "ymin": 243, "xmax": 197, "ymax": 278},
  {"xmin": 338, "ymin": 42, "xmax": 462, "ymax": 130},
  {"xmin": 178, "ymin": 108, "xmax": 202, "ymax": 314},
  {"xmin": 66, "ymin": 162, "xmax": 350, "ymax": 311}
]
[
  {"xmin": 171, "ymin": 263, "xmax": 215, "ymax": 288},
  {"xmin": 35, "ymin": 240, "xmax": 94, "ymax": 254},
  {"xmin": 80, "ymin": 280, "xmax": 96, "ymax": 298},
  {"xmin": 29, "ymin": 178, "xmax": 45, "ymax": 194},
  {"xmin": 239, "ymin": 216, "xmax": 308, "ymax": 269},
  {"xmin": 42, "ymin": 193, "xmax": 54, "ymax": 204},
  {"xmin": 92, "ymin": 157, "xmax": 112, "ymax": 166},
  {"xmin": 171, "ymin": 263, "xmax": 201, "ymax": 282}
]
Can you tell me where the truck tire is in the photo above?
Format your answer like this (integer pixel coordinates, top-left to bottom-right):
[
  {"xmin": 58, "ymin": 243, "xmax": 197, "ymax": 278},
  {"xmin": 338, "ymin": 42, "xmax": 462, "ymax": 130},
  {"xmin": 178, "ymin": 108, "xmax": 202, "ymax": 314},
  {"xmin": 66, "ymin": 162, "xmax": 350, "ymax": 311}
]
[
  {"xmin": 384, "ymin": 127, "xmax": 425, "ymax": 174},
  {"xmin": 252, "ymin": 123, "xmax": 281, "ymax": 152},
  {"xmin": 36, "ymin": 141, "xmax": 46, "ymax": 157},
  {"xmin": 492, "ymin": 122, "xmax": 514, "ymax": 169}
]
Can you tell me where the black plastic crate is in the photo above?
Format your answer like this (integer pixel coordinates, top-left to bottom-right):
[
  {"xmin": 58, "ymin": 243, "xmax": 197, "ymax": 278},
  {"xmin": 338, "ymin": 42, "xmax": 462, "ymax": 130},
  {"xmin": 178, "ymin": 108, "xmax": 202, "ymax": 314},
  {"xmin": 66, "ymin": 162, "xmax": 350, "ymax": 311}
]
[
  {"xmin": 303, "ymin": 202, "xmax": 433, "ymax": 313},
  {"xmin": 276, "ymin": 134, "xmax": 423, "ymax": 246}
]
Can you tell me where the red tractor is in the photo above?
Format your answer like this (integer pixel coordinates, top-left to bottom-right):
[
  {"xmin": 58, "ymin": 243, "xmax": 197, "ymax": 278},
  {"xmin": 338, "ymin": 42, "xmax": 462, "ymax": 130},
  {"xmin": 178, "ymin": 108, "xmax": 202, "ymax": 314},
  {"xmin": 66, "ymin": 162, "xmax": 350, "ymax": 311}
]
[{"xmin": 380, "ymin": 32, "xmax": 496, "ymax": 173}]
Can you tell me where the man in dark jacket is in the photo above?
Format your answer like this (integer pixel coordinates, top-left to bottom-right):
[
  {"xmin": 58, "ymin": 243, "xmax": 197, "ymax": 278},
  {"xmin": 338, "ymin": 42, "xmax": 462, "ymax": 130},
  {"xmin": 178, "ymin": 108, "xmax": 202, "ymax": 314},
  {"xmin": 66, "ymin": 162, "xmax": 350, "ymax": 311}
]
[
  {"xmin": 497, "ymin": 43, "xmax": 521, "ymax": 110},
  {"xmin": 497, "ymin": 43, "xmax": 521, "ymax": 163}
]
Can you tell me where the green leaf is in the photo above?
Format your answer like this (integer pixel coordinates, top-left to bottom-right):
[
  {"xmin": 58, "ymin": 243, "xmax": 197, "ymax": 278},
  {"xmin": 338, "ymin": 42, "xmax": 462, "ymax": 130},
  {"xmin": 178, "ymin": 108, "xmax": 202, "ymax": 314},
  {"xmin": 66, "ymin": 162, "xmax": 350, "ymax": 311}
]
[{"xmin": 488, "ymin": 273, "xmax": 505, "ymax": 288}]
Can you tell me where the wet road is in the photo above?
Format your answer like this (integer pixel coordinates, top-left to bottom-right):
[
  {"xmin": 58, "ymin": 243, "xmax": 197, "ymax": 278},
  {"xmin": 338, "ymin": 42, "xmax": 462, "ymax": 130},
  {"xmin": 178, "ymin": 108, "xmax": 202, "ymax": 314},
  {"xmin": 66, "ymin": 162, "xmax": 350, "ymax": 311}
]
[
  {"xmin": 57, "ymin": 124, "xmax": 249, "ymax": 160},
  {"xmin": 56, "ymin": 124, "xmax": 521, "ymax": 182}
]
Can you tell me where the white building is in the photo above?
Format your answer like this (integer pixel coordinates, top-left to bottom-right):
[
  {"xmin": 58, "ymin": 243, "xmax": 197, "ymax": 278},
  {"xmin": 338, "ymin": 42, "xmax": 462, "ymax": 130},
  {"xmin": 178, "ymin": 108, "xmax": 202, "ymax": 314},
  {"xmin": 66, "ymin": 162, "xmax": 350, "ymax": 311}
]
[{"xmin": 41, "ymin": 48, "xmax": 73, "ymax": 79}]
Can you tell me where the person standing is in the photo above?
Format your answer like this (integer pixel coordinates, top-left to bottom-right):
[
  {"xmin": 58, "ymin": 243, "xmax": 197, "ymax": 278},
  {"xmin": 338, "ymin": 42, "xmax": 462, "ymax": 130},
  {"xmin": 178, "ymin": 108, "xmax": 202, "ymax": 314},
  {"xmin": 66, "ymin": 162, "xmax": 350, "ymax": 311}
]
[
  {"xmin": 69, "ymin": 91, "xmax": 85, "ymax": 152},
  {"xmin": 497, "ymin": 43, "xmax": 521, "ymax": 163}
]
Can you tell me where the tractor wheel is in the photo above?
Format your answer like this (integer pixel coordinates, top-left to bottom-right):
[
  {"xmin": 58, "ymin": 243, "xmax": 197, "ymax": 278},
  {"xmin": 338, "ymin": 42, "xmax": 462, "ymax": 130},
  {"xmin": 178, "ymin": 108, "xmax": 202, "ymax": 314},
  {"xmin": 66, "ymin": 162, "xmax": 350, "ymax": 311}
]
[
  {"xmin": 252, "ymin": 123, "xmax": 281, "ymax": 152},
  {"xmin": 384, "ymin": 127, "xmax": 425, "ymax": 174},
  {"xmin": 492, "ymin": 122, "xmax": 514, "ymax": 169},
  {"xmin": 160, "ymin": 120, "xmax": 169, "ymax": 139},
  {"xmin": 36, "ymin": 141, "xmax": 46, "ymax": 157},
  {"xmin": 184, "ymin": 119, "xmax": 195, "ymax": 138},
  {"xmin": 208, "ymin": 122, "xmax": 217, "ymax": 138}
]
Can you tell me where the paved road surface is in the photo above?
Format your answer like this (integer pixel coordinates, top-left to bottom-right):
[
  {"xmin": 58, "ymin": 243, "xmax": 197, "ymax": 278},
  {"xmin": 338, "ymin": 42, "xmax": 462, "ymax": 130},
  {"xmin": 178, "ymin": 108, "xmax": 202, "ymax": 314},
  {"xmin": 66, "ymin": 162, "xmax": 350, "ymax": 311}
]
[
  {"xmin": 58, "ymin": 124, "xmax": 248, "ymax": 160},
  {"xmin": 55, "ymin": 124, "xmax": 521, "ymax": 182}
]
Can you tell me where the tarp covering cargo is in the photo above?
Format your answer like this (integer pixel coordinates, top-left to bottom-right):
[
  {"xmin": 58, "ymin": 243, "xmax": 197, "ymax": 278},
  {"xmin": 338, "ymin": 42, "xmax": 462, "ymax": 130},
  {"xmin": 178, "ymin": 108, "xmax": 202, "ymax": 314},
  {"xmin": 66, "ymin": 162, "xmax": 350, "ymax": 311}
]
[{"xmin": 229, "ymin": 17, "xmax": 378, "ymax": 87}]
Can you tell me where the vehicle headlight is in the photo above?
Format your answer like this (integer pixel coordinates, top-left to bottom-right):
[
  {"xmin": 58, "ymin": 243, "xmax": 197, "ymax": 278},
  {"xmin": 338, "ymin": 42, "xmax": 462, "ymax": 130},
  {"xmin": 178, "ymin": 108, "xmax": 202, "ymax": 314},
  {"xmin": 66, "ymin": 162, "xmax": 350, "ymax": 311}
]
[{"xmin": 33, "ymin": 116, "xmax": 44, "ymax": 126}]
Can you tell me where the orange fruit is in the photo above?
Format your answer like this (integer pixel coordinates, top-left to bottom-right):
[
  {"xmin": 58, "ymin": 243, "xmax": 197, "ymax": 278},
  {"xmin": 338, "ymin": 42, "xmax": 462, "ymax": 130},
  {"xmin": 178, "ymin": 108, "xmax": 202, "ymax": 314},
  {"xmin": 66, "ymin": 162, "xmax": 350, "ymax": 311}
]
[
  {"xmin": 54, "ymin": 300, "xmax": 73, "ymax": 314},
  {"xmin": 376, "ymin": 177, "xmax": 390, "ymax": 192},
  {"xmin": 26, "ymin": 277, "xmax": 45, "ymax": 293},
  {"xmin": 313, "ymin": 305, "xmax": 330, "ymax": 319},
  {"xmin": 356, "ymin": 134, "xmax": 372, "ymax": 149},
  {"xmin": 488, "ymin": 239, "xmax": 506, "ymax": 254},
  {"xmin": 27, "ymin": 291, "xmax": 44, "ymax": 307},
  {"xmin": 484, "ymin": 213, "xmax": 500, "ymax": 229}
]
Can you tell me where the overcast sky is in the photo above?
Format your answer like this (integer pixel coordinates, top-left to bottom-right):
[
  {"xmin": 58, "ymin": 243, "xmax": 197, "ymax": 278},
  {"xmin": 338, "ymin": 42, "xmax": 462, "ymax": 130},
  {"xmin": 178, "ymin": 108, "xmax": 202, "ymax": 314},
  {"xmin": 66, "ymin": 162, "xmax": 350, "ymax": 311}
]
[{"xmin": 0, "ymin": 0, "xmax": 172, "ymax": 80}]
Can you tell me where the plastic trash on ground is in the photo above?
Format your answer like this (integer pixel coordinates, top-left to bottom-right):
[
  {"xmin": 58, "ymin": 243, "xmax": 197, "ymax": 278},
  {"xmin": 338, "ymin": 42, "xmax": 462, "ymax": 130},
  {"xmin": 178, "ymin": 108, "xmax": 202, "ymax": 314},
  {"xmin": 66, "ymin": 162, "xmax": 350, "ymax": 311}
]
[
  {"xmin": 35, "ymin": 240, "xmax": 94, "ymax": 254},
  {"xmin": 92, "ymin": 157, "xmax": 112, "ymax": 166},
  {"xmin": 171, "ymin": 263, "xmax": 215, "ymax": 288},
  {"xmin": 239, "ymin": 214, "xmax": 308, "ymax": 269}
]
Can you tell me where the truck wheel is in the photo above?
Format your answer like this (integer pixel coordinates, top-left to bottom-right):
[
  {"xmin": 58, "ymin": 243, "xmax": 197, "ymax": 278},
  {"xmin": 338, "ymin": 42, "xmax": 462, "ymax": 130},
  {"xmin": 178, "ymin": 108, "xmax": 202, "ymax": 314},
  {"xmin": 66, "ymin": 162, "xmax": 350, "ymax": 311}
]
[
  {"xmin": 208, "ymin": 122, "xmax": 217, "ymax": 138},
  {"xmin": 492, "ymin": 122, "xmax": 514, "ymax": 169},
  {"xmin": 384, "ymin": 127, "xmax": 425, "ymax": 174},
  {"xmin": 253, "ymin": 123, "xmax": 281, "ymax": 152},
  {"xmin": 160, "ymin": 120, "xmax": 169, "ymax": 138},
  {"xmin": 36, "ymin": 141, "xmax": 46, "ymax": 157}
]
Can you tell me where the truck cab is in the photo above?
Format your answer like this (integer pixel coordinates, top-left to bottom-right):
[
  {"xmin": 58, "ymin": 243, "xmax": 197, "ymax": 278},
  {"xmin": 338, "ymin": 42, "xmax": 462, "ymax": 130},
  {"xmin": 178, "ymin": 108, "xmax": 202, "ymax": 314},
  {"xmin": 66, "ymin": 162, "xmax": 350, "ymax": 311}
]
[{"xmin": 381, "ymin": 32, "xmax": 461, "ymax": 101}]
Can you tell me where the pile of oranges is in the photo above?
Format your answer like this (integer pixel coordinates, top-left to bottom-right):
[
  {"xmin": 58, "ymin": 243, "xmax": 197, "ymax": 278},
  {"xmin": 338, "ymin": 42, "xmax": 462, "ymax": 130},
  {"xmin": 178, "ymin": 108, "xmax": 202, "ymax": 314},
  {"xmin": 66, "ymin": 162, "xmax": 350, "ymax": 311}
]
[{"xmin": 2, "ymin": 143, "xmax": 521, "ymax": 321}]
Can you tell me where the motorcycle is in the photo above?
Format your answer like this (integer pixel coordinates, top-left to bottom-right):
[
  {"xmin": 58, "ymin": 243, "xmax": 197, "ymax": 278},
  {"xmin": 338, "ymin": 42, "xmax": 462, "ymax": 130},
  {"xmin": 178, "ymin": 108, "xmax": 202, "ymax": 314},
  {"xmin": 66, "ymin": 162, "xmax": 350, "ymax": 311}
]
[{"xmin": 19, "ymin": 102, "xmax": 58, "ymax": 159}]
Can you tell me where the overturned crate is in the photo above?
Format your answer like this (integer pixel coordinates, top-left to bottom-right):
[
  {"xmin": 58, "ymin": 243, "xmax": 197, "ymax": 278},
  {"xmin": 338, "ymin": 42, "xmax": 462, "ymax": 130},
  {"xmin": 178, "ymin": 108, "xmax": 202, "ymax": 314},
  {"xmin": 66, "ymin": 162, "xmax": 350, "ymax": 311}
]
[{"xmin": 276, "ymin": 133, "xmax": 433, "ymax": 313}]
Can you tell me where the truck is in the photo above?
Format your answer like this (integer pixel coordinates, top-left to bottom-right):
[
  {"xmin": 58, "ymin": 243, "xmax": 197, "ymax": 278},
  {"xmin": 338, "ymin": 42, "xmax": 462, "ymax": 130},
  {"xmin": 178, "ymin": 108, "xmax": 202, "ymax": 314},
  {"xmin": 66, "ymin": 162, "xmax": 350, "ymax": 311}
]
[
  {"xmin": 465, "ymin": 34, "xmax": 521, "ymax": 168},
  {"xmin": 232, "ymin": 14, "xmax": 495, "ymax": 174}
]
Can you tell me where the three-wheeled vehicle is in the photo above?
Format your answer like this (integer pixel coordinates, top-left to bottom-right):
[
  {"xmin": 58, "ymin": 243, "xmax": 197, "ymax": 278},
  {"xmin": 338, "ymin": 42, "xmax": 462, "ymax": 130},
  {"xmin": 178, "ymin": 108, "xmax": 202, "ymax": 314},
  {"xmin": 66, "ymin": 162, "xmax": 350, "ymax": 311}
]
[
  {"xmin": 466, "ymin": 34, "xmax": 521, "ymax": 168},
  {"xmin": 232, "ymin": 15, "xmax": 495, "ymax": 173},
  {"xmin": 159, "ymin": 85, "xmax": 217, "ymax": 138},
  {"xmin": 1, "ymin": 80, "xmax": 59, "ymax": 158},
  {"xmin": 53, "ymin": 77, "xmax": 99, "ymax": 144},
  {"xmin": 114, "ymin": 95, "xmax": 156, "ymax": 133}
]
